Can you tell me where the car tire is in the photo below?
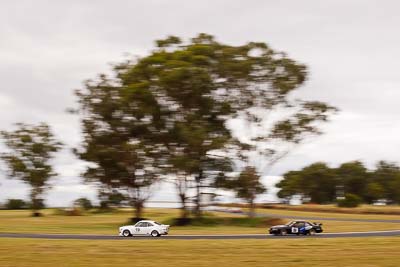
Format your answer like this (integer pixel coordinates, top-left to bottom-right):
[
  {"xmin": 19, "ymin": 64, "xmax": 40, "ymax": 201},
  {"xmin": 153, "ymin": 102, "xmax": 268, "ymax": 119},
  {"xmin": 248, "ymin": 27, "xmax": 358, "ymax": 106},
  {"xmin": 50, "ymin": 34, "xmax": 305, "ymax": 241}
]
[
  {"xmin": 122, "ymin": 230, "xmax": 131, "ymax": 237},
  {"xmin": 280, "ymin": 229, "xmax": 287, "ymax": 236},
  {"xmin": 151, "ymin": 230, "xmax": 160, "ymax": 237},
  {"xmin": 308, "ymin": 229, "xmax": 316, "ymax": 235}
]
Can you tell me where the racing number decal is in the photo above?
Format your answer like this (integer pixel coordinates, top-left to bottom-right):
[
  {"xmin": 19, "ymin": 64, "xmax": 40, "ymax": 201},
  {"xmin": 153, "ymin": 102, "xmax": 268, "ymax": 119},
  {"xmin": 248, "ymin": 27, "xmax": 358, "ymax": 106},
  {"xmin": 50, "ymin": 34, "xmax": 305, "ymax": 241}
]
[
  {"xmin": 291, "ymin": 227, "xmax": 299, "ymax": 233},
  {"xmin": 136, "ymin": 228, "xmax": 140, "ymax": 232}
]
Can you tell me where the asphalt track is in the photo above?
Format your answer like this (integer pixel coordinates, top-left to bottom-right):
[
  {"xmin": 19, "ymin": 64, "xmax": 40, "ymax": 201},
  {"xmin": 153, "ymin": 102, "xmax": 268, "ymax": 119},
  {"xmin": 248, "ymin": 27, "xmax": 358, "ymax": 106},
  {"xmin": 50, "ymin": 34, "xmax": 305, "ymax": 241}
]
[
  {"xmin": 1, "ymin": 230, "xmax": 400, "ymax": 240},
  {"xmin": 1, "ymin": 211, "xmax": 399, "ymax": 240}
]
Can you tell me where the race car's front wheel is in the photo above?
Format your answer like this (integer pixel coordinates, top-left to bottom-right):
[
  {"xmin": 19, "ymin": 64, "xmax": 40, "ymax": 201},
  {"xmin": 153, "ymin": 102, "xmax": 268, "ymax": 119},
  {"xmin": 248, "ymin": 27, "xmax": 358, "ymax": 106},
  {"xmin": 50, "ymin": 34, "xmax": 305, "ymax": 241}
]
[
  {"xmin": 308, "ymin": 229, "xmax": 316, "ymax": 235},
  {"xmin": 151, "ymin": 230, "xmax": 160, "ymax": 237},
  {"xmin": 122, "ymin": 230, "xmax": 131, "ymax": 237},
  {"xmin": 280, "ymin": 229, "xmax": 287, "ymax": 236}
]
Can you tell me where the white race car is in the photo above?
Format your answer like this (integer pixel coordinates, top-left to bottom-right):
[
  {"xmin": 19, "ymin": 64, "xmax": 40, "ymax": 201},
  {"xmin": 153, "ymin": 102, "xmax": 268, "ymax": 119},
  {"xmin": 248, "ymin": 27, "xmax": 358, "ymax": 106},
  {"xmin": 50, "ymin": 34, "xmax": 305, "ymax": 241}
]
[{"xmin": 119, "ymin": 220, "xmax": 170, "ymax": 237}]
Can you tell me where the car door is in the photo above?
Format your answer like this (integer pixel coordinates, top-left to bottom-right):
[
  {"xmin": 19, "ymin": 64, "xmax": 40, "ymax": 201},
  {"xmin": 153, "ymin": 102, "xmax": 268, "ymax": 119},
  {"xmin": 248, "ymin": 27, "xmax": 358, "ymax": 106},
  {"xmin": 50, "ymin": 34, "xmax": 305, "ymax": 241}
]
[
  {"xmin": 290, "ymin": 222, "xmax": 301, "ymax": 234},
  {"xmin": 146, "ymin": 222, "xmax": 155, "ymax": 234},
  {"xmin": 134, "ymin": 222, "xmax": 147, "ymax": 235},
  {"xmin": 297, "ymin": 222, "xmax": 306, "ymax": 234}
]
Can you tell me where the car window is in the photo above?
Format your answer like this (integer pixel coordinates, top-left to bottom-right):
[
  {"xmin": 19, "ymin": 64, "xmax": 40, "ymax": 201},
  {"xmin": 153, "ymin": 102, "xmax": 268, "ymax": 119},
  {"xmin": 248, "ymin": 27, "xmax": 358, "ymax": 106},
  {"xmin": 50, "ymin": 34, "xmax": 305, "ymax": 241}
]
[
  {"xmin": 147, "ymin": 222, "xmax": 154, "ymax": 227},
  {"xmin": 136, "ymin": 222, "xmax": 146, "ymax": 227},
  {"xmin": 154, "ymin": 221, "xmax": 161, "ymax": 225},
  {"xmin": 305, "ymin": 222, "xmax": 312, "ymax": 227}
]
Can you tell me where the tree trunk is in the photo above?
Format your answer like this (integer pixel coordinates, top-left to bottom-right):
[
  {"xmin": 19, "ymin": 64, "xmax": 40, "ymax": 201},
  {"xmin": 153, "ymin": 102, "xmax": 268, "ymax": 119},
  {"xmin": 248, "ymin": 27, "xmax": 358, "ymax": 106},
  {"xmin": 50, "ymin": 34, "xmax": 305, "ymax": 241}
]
[
  {"xmin": 194, "ymin": 170, "xmax": 203, "ymax": 218},
  {"xmin": 248, "ymin": 199, "xmax": 255, "ymax": 218},
  {"xmin": 179, "ymin": 193, "xmax": 188, "ymax": 219},
  {"xmin": 134, "ymin": 201, "xmax": 144, "ymax": 219},
  {"xmin": 30, "ymin": 189, "xmax": 42, "ymax": 217}
]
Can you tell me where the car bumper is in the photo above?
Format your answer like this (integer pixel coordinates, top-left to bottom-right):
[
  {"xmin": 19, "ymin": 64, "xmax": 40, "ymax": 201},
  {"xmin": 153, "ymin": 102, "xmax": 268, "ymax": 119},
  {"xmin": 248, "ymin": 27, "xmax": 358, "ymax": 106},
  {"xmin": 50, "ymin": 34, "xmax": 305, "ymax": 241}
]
[
  {"xmin": 269, "ymin": 229, "xmax": 280, "ymax": 234},
  {"xmin": 160, "ymin": 229, "xmax": 169, "ymax": 235}
]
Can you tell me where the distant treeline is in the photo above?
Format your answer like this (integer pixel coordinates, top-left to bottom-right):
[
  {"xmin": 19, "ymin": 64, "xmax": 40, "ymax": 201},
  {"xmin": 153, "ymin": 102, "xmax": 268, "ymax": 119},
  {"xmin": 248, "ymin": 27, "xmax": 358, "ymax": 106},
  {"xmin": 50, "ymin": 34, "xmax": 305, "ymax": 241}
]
[{"xmin": 277, "ymin": 161, "xmax": 400, "ymax": 204}]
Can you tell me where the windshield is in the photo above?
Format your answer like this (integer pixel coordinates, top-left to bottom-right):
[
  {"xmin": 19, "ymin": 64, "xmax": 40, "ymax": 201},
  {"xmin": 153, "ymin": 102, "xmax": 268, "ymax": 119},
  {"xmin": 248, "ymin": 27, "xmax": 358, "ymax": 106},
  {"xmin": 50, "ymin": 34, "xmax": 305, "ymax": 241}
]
[{"xmin": 153, "ymin": 221, "xmax": 161, "ymax": 225}]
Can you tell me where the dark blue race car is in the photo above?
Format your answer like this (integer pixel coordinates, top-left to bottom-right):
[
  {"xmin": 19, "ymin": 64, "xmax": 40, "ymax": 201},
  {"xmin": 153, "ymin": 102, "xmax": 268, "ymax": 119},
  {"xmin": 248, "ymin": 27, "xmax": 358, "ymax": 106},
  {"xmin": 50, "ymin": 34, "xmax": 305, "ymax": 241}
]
[{"xmin": 269, "ymin": 220, "xmax": 323, "ymax": 236}]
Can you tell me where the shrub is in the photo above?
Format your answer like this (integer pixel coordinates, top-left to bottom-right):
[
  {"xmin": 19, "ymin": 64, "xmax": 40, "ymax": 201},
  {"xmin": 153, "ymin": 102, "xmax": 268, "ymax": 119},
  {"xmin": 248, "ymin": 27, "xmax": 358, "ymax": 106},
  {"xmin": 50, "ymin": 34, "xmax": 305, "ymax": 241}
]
[
  {"xmin": 337, "ymin": 193, "xmax": 362, "ymax": 208},
  {"xmin": 52, "ymin": 208, "xmax": 83, "ymax": 216},
  {"xmin": 5, "ymin": 199, "xmax": 27, "ymax": 210},
  {"xmin": 74, "ymin": 198, "xmax": 93, "ymax": 210}
]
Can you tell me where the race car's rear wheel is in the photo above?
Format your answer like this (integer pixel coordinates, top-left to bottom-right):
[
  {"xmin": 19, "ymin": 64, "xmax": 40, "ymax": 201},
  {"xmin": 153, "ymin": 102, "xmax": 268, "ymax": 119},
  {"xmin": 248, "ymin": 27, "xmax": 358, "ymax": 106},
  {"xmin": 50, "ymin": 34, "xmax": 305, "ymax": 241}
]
[
  {"xmin": 280, "ymin": 229, "xmax": 287, "ymax": 236},
  {"xmin": 151, "ymin": 230, "xmax": 160, "ymax": 237},
  {"xmin": 122, "ymin": 230, "xmax": 131, "ymax": 237},
  {"xmin": 308, "ymin": 229, "xmax": 316, "ymax": 235}
]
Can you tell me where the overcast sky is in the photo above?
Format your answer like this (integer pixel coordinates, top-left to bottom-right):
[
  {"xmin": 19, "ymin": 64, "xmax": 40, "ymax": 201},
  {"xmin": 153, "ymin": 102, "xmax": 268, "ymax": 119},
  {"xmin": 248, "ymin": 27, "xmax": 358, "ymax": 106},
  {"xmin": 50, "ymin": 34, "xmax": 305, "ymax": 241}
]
[{"xmin": 1, "ymin": 0, "xmax": 400, "ymax": 206}]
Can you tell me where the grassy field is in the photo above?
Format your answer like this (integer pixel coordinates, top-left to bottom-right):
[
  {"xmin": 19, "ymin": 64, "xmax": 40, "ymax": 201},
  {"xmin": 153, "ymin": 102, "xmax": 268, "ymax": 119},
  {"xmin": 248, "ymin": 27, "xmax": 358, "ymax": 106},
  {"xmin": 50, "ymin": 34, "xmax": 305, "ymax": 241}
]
[
  {"xmin": 0, "ymin": 209, "xmax": 274, "ymax": 235},
  {"xmin": 0, "ymin": 208, "xmax": 399, "ymax": 235},
  {"xmin": 253, "ymin": 207, "xmax": 400, "ymax": 220},
  {"xmin": 0, "ymin": 237, "xmax": 399, "ymax": 267},
  {"xmin": 254, "ymin": 204, "xmax": 400, "ymax": 215}
]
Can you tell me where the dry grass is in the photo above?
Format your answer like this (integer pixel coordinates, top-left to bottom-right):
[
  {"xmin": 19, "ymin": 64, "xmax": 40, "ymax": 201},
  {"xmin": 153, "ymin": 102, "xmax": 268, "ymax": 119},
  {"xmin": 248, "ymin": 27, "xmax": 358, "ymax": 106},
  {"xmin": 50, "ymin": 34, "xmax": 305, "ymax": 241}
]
[
  {"xmin": 0, "ymin": 237, "xmax": 400, "ymax": 267},
  {"xmin": 0, "ymin": 208, "xmax": 399, "ymax": 235},
  {"xmin": 257, "ymin": 204, "xmax": 400, "ymax": 215},
  {"xmin": 253, "ymin": 207, "xmax": 400, "ymax": 220}
]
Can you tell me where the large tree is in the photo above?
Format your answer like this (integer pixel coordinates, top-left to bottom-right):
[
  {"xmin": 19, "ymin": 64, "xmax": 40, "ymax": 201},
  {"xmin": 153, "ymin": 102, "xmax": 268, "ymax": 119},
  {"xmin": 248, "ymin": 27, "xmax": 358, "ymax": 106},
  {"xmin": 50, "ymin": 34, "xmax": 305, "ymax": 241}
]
[
  {"xmin": 277, "ymin": 160, "xmax": 400, "ymax": 204},
  {"xmin": 74, "ymin": 75, "xmax": 166, "ymax": 219},
  {"xmin": 277, "ymin": 162, "xmax": 337, "ymax": 204},
  {"xmin": 373, "ymin": 161, "xmax": 400, "ymax": 203},
  {"xmin": 335, "ymin": 161, "xmax": 368, "ymax": 199},
  {"xmin": 75, "ymin": 33, "xmax": 336, "ymax": 218},
  {"xmin": 0, "ymin": 123, "xmax": 62, "ymax": 216},
  {"xmin": 225, "ymin": 166, "xmax": 266, "ymax": 217}
]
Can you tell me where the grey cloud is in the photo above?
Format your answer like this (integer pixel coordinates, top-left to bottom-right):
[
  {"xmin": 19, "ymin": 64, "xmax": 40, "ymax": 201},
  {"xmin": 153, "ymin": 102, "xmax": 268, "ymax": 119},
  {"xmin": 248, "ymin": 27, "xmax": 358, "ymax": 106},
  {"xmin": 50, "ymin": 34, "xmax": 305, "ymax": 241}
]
[{"xmin": 1, "ymin": 0, "xmax": 400, "ymax": 205}]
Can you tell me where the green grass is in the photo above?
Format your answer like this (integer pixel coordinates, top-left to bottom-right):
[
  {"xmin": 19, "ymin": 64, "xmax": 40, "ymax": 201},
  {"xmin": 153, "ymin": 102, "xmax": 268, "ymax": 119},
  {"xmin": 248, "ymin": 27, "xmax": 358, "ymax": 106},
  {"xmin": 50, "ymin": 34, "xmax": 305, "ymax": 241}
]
[{"xmin": 0, "ymin": 237, "xmax": 400, "ymax": 267}]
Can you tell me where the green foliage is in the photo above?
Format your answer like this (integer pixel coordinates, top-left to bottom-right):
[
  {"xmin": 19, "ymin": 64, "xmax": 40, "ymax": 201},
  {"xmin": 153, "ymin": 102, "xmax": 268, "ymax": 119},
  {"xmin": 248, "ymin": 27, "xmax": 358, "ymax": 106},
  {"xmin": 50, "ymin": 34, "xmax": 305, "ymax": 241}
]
[
  {"xmin": 277, "ymin": 160, "xmax": 400, "ymax": 204},
  {"xmin": 75, "ymin": 33, "xmax": 336, "ymax": 219},
  {"xmin": 277, "ymin": 162, "xmax": 336, "ymax": 204},
  {"xmin": 229, "ymin": 167, "xmax": 266, "ymax": 203},
  {"xmin": 5, "ymin": 199, "xmax": 27, "ymax": 210},
  {"xmin": 217, "ymin": 167, "xmax": 266, "ymax": 217},
  {"xmin": 0, "ymin": 123, "xmax": 62, "ymax": 214},
  {"xmin": 74, "ymin": 198, "xmax": 93, "ymax": 210},
  {"xmin": 337, "ymin": 193, "xmax": 362, "ymax": 208},
  {"xmin": 374, "ymin": 161, "xmax": 400, "ymax": 202},
  {"xmin": 366, "ymin": 182, "xmax": 385, "ymax": 202},
  {"xmin": 336, "ymin": 161, "xmax": 368, "ymax": 198}
]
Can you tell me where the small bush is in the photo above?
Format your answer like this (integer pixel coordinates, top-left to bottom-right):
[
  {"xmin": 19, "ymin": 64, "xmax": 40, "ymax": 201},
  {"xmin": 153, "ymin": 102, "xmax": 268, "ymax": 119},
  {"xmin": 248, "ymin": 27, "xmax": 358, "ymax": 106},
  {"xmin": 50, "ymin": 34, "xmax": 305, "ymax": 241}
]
[
  {"xmin": 74, "ymin": 198, "xmax": 93, "ymax": 210},
  {"xmin": 5, "ymin": 199, "xmax": 27, "ymax": 210},
  {"xmin": 337, "ymin": 193, "xmax": 362, "ymax": 208},
  {"xmin": 52, "ymin": 208, "xmax": 83, "ymax": 216},
  {"xmin": 65, "ymin": 208, "xmax": 83, "ymax": 216}
]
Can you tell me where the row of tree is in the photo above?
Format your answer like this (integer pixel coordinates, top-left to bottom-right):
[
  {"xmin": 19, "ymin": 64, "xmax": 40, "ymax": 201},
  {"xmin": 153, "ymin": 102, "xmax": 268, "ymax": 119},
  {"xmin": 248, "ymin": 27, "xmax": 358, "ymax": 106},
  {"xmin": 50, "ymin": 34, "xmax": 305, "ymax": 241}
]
[
  {"xmin": 277, "ymin": 161, "xmax": 400, "ymax": 204},
  {"xmin": 0, "ymin": 34, "xmax": 336, "ymax": 218}
]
